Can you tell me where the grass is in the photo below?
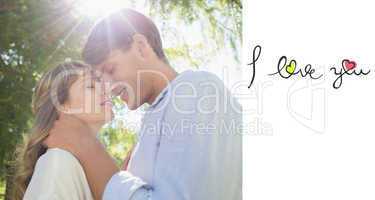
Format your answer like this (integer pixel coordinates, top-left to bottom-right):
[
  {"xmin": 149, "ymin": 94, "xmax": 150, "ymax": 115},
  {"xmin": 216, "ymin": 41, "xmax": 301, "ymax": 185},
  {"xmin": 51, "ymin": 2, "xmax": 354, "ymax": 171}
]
[{"xmin": 0, "ymin": 180, "xmax": 5, "ymax": 200}]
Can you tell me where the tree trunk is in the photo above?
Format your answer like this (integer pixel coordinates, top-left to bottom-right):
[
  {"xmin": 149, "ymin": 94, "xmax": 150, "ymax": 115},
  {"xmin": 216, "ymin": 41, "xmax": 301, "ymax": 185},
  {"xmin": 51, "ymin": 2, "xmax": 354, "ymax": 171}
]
[{"xmin": 4, "ymin": 164, "xmax": 14, "ymax": 200}]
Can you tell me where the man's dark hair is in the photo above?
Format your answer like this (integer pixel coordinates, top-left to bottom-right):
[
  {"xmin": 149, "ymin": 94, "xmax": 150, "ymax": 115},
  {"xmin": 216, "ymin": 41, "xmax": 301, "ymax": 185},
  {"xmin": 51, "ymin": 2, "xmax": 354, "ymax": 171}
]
[{"xmin": 82, "ymin": 9, "xmax": 168, "ymax": 65}]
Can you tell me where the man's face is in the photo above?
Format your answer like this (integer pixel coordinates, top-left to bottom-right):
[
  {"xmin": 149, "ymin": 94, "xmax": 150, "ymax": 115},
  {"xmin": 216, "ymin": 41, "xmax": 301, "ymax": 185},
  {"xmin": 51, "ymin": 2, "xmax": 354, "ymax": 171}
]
[{"xmin": 95, "ymin": 49, "xmax": 149, "ymax": 110}]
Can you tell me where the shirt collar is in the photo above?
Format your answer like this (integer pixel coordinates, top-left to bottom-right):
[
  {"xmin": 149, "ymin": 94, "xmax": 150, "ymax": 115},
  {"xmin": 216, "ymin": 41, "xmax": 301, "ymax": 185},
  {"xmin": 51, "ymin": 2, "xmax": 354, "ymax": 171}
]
[
  {"xmin": 148, "ymin": 70, "xmax": 193, "ymax": 109},
  {"xmin": 149, "ymin": 85, "xmax": 169, "ymax": 108}
]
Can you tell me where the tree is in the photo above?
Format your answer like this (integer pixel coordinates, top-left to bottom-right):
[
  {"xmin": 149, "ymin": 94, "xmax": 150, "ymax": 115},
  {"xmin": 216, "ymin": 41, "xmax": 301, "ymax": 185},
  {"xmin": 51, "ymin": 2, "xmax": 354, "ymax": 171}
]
[
  {"xmin": 0, "ymin": 0, "xmax": 242, "ymax": 199},
  {"xmin": 0, "ymin": 1, "xmax": 89, "ymax": 198}
]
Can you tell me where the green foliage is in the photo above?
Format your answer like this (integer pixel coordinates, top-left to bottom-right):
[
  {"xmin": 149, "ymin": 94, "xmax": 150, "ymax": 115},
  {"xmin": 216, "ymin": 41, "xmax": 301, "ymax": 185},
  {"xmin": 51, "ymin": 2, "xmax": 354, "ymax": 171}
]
[
  {"xmin": 0, "ymin": 1, "xmax": 93, "ymax": 198},
  {"xmin": 99, "ymin": 96, "xmax": 137, "ymax": 167},
  {"xmin": 0, "ymin": 0, "xmax": 88, "ymax": 181},
  {"xmin": 0, "ymin": 0, "xmax": 241, "ymax": 198},
  {"xmin": 99, "ymin": 126, "xmax": 137, "ymax": 167},
  {"xmin": 0, "ymin": 180, "xmax": 4, "ymax": 200},
  {"xmin": 149, "ymin": 0, "xmax": 242, "ymax": 65}
]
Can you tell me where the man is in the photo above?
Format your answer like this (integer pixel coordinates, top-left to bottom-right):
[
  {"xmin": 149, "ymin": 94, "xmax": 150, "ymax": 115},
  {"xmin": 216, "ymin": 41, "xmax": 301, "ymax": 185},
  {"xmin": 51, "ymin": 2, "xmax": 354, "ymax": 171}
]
[{"xmin": 46, "ymin": 9, "xmax": 242, "ymax": 200}]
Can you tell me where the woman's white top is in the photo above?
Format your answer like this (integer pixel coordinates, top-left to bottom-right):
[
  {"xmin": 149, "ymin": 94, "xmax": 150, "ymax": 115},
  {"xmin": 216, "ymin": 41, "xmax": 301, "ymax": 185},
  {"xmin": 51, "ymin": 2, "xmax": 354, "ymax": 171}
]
[{"xmin": 23, "ymin": 148, "xmax": 94, "ymax": 200}]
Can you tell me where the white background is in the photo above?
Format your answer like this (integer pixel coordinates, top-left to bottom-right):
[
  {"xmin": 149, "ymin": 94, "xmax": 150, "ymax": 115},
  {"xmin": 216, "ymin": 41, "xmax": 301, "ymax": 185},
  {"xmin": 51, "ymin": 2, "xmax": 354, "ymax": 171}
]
[{"xmin": 243, "ymin": 0, "xmax": 375, "ymax": 199}]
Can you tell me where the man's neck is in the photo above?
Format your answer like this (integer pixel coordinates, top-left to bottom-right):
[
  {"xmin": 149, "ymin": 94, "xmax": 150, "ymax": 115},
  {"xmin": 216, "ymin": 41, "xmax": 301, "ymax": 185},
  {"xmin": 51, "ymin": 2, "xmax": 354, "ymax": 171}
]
[{"xmin": 147, "ymin": 64, "xmax": 178, "ymax": 105}]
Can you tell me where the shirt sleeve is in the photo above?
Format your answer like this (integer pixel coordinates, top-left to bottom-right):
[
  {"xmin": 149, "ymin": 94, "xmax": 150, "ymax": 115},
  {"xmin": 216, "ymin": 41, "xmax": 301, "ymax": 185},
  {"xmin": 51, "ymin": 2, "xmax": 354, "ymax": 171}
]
[
  {"xmin": 23, "ymin": 149, "xmax": 94, "ymax": 200},
  {"xmin": 103, "ymin": 171, "xmax": 152, "ymax": 200}
]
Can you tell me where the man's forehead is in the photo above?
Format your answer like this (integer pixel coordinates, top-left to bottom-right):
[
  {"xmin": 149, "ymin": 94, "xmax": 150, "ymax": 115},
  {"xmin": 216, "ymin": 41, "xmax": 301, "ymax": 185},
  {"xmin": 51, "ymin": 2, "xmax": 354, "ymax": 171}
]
[{"xmin": 96, "ymin": 51, "xmax": 117, "ymax": 69}]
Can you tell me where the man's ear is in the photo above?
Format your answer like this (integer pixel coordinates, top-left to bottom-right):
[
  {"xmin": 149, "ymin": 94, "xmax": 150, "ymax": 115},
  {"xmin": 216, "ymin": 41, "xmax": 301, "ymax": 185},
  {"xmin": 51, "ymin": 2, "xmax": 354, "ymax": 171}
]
[{"xmin": 132, "ymin": 34, "xmax": 152, "ymax": 60}]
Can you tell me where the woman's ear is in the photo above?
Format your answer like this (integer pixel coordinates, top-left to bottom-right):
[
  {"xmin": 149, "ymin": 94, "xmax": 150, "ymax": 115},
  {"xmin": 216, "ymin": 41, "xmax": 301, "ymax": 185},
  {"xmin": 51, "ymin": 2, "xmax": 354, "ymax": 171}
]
[{"xmin": 132, "ymin": 34, "xmax": 152, "ymax": 60}]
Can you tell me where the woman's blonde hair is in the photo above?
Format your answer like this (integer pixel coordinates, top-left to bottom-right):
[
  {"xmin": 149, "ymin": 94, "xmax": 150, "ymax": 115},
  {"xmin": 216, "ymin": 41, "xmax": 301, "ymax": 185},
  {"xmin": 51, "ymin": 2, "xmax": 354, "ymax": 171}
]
[{"xmin": 12, "ymin": 61, "xmax": 89, "ymax": 200}]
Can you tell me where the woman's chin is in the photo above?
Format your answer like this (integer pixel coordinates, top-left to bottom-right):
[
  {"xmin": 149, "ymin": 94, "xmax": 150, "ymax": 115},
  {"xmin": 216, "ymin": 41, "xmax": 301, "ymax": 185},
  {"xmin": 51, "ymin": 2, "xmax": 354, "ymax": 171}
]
[
  {"xmin": 103, "ymin": 115, "xmax": 114, "ymax": 123},
  {"xmin": 101, "ymin": 111, "xmax": 114, "ymax": 123},
  {"xmin": 85, "ymin": 114, "xmax": 112, "ymax": 127}
]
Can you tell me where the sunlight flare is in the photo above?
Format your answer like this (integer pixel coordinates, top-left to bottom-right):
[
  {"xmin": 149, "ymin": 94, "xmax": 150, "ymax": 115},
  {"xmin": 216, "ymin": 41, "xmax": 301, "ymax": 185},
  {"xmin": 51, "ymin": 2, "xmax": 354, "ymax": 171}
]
[{"xmin": 75, "ymin": 0, "xmax": 130, "ymax": 17}]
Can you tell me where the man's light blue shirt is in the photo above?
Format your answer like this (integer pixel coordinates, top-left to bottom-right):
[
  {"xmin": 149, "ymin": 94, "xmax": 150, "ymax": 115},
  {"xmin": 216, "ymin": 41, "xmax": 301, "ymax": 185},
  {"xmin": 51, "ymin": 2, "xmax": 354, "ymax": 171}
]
[{"xmin": 103, "ymin": 70, "xmax": 242, "ymax": 200}]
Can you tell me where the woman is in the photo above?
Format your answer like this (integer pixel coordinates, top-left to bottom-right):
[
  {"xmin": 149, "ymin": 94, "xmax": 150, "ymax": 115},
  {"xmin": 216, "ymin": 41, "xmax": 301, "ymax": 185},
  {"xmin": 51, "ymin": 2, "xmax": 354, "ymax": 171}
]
[{"xmin": 12, "ymin": 61, "xmax": 115, "ymax": 200}]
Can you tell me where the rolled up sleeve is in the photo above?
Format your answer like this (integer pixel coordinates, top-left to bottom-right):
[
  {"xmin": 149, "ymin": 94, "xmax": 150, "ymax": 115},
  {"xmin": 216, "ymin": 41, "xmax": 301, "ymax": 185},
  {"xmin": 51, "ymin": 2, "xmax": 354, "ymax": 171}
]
[{"xmin": 103, "ymin": 171, "xmax": 152, "ymax": 200}]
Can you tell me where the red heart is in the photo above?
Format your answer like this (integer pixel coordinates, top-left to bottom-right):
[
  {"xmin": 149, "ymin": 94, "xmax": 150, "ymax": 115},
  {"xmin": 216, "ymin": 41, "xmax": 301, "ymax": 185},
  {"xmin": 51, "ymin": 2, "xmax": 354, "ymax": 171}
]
[{"xmin": 343, "ymin": 59, "xmax": 357, "ymax": 71}]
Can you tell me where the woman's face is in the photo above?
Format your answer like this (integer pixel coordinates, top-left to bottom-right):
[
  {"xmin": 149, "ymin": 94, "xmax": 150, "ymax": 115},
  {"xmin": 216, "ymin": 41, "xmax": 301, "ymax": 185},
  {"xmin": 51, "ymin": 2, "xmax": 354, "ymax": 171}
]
[{"xmin": 62, "ymin": 69, "xmax": 113, "ymax": 125}]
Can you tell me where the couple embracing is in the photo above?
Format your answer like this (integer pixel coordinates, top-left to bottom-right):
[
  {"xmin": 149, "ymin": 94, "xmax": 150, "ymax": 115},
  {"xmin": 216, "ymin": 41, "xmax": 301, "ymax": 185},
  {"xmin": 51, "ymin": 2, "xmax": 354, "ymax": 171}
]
[{"xmin": 13, "ymin": 8, "xmax": 242, "ymax": 200}]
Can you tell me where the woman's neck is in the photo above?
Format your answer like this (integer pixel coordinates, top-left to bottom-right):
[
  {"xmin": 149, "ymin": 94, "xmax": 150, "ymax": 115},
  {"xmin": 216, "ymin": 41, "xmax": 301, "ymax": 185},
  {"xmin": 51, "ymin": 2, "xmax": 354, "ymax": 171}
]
[{"xmin": 88, "ymin": 122, "xmax": 103, "ymax": 136}]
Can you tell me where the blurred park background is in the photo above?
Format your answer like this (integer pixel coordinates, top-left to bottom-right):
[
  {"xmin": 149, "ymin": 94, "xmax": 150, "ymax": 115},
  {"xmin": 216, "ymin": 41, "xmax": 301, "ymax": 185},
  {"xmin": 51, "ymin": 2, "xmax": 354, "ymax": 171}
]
[{"xmin": 0, "ymin": 0, "xmax": 241, "ymax": 199}]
